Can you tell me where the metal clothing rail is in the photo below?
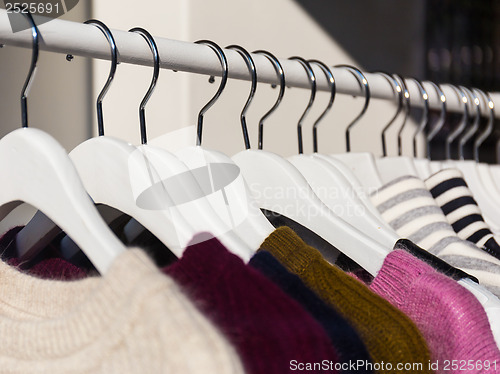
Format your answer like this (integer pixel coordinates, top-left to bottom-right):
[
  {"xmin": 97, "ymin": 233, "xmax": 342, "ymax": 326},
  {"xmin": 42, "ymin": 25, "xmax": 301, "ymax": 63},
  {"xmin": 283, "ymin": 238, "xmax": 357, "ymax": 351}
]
[{"xmin": 1, "ymin": 10, "xmax": 500, "ymax": 118}]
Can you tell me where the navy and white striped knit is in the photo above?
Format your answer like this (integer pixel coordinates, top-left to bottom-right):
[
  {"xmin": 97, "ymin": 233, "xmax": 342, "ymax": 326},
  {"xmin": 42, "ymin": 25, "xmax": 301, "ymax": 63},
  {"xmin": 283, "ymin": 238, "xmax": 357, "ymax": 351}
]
[
  {"xmin": 425, "ymin": 168, "xmax": 500, "ymax": 261},
  {"xmin": 370, "ymin": 175, "xmax": 500, "ymax": 297}
]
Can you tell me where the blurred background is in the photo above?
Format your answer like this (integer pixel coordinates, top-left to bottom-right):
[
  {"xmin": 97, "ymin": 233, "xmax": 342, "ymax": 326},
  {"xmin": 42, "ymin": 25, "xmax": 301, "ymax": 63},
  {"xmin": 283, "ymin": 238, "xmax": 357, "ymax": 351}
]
[{"xmin": 0, "ymin": 0, "xmax": 499, "ymax": 160}]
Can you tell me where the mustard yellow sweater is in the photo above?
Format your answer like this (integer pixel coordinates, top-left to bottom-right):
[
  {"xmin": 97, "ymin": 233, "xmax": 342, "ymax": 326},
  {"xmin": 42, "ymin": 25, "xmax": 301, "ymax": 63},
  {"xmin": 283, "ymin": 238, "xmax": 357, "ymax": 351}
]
[{"xmin": 260, "ymin": 227, "xmax": 433, "ymax": 374}]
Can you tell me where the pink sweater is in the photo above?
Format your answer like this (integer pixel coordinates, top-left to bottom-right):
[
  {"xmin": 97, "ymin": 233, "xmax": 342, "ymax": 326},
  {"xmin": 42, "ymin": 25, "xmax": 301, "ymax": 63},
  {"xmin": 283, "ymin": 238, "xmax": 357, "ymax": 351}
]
[{"xmin": 370, "ymin": 249, "xmax": 500, "ymax": 374}]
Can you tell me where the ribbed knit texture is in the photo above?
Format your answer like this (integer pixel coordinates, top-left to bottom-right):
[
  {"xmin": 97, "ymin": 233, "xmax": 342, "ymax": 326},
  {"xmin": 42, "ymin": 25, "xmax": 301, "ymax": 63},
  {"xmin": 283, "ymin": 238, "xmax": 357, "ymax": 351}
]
[
  {"xmin": 259, "ymin": 226, "xmax": 433, "ymax": 374},
  {"xmin": 370, "ymin": 247, "xmax": 500, "ymax": 374},
  {"xmin": 165, "ymin": 234, "xmax": 340, "ymax": 374},
  {"xmin": 0, "ymin": 248, "xmax": 245, "ymax": 374},
  {"xmin": 249, "ymin": 250, "xmax": 373, "ymax": 374},
  {"xmin": 425, "ymin": 168, "xmax": 500, "ymax": 261},
  {"xmin": 370, "ymin": 174, "xmax": 500, "ymax": 297}
]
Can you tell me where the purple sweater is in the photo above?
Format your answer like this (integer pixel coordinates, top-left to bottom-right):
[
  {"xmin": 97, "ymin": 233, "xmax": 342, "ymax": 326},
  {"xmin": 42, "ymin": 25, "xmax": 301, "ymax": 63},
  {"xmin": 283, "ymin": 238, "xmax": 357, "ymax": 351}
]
[{"xmin": 164, "ymin": 234, "xmax": 340, "ymax": 374}]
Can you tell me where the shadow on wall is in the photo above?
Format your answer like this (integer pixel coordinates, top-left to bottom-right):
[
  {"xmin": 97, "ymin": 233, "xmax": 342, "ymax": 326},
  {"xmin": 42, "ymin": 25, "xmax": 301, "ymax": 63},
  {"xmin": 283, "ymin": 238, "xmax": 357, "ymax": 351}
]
[{"xmin": 291, "ymin": 0, "xmax": 426, "ymax": 78}]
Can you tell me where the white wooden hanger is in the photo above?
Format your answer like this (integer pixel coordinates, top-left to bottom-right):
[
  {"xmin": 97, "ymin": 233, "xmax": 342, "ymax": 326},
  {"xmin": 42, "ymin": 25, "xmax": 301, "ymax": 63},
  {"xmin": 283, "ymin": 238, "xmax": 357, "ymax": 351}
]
[
  {"xmin": 409, "ymin": 79, "xmax": 430, "ymax": 166},
  {"xmin": 428, "ymin": 85, "xmax": 467, "ymax": 174},
  {"xmin": 476, "ymin": 92, "xmax": 500, "ymax": 198},
  {"xmin": 375, "ymin": 74, "xmax": 420, "ymax": 183},
  {"xmin": 438, "ymin": 86, "xmax": 500, "ymax": 232},
  {"xmin": 173, "ymin": 42, "xmax": 274, "ymax": 255},
  {"xmin": 457, "ymin": 89, "xmax": 500, "ymax": 199},
  {"xmin": 413, "ymin": 82, "xmax": 447, "ymax": 179},
  {"xmin": 0, "ymin": 204, "xmax": 37, "ymax": 237},
  {"xmin": 3, "ymin": 128, "xmax": 129, "ymax": 275},
  {"xmin": 15, "ymin": 19, "xmax": 134, "ymax": 256},
  {"xmin": 287, "ymin": 59, "xmax": 399, "ymax": 249},
  {"xmin": 118, "ymin": 32, "xmax": 255, "ymax": 259},
  {"xmin": 233, "ymin": 54, "xmax": 390, "ymax": 276},
  {"xmin": 312, "ymin": 154, "xmax": 385, "ymax": 220},
  {"xmin": 17, "ymin": 23, "xmax": 253, "ymax": 261},
  {"xmin": 14, "ymin": 21, "xmax": 187, "ymax": 257},
  {"xmin": 330, "ymin": 65, "xmax": 384, "ymax": 190},
  {"xmin": 291, "ymin": 67, "xmax": 384, "ymax": 215},
  {"xmin": 79, "ymin": 27, "xmax": 255, "ymax": 260},
  {"xmin": 253, "ymin": 59, "xmax": 392, "ymax": 237},
  {"xmin": 378, "ymin": 76, "xmax": 438, "ymax": 182},
  {"xmin": 1, "ymin": 13, "xmax": 125, "ymax": 274},
  {"xmin": 453, "ymin": 88, "xmax": 500, "ymax": 345}
]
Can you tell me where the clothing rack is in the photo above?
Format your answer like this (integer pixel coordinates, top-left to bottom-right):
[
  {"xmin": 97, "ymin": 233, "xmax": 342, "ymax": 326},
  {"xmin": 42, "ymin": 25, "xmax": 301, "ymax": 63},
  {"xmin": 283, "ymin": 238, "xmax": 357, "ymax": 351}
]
[{"xmin": 1, "ymin": 9, "xmax": 500, "ymax": 118}]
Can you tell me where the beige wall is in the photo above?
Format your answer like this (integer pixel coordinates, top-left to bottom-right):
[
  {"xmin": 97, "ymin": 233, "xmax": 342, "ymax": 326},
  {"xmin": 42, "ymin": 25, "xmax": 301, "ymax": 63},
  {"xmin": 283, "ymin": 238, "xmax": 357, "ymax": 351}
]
[
  {"xmin": 0, "ymin": 0, "xmax": 419, "ymax": 157},
  {"xmin": 91, "ymin": 0, "xmax": 416, "ymax": 157}
]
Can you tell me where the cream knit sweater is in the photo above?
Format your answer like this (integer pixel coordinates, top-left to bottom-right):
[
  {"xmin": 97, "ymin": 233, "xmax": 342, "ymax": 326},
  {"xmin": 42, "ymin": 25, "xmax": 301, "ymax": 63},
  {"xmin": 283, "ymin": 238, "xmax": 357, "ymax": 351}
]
[{"xmin": 0, "ymin": 248, "xmax": 244, "ymax": 374}]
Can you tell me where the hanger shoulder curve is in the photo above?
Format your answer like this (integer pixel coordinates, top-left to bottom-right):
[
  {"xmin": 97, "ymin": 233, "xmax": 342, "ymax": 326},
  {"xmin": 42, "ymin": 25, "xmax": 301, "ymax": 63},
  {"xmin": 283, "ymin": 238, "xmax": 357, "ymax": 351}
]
[
  {"xmin": 332, "ymin": 152, "xmax": 384, "ymax": 190},
  {"xmin": 375, "ymin": 156, "xmax": 419, "ymax": 183},
  {"xmin": 17, "ymin": 136, "xmax": 198, "ymax": 258},
  {"xmin": 1, "ymin": 128, "xmax": 125, "ymax": 273},
  {"xmin": 310, "ymin": 154, "xmax": 384, "ymax": 219},
  {"xmin": 136, "ymin": 144, "xmax": 256, "ymax": 261},
  {"xmin": 442, "ymin": 161, "xmax": 500, "ymax": 232},
  {"xmin": 414, "ymin": 158, "xmax": 433, "ymax": 179},
  {"xmin": 71, "ymin": 137, "xmax": 238, "ymax": 256},
  {"xmin": 477, "ymin": 163, "xmax": 500, "ymax": 203},
  {"xmin": 71, "ymin": 137, "xmax": 256, "ymax": 261},
  {"xmin": 233, "ymin": 149, "xmax": 390, "ymax": 276},
  {"xmin": 175, "ymin": 146, "xmax": 274, "ymax": 253},
  {"xmin": 289, "ymin": 154, "xmax": 399, "ymax": 249}
]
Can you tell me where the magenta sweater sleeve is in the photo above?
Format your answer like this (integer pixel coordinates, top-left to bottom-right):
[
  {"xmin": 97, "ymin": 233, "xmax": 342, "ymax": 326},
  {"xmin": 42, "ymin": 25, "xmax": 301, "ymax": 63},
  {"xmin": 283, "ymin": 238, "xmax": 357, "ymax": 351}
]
[{"xmin": 370, "ymin": 248, "xmax": 500, "ymax": 374}]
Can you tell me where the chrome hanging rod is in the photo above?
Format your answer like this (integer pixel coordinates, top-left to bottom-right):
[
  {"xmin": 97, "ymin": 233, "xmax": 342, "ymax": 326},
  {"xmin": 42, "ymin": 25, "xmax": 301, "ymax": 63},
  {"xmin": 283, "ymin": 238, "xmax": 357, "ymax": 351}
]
[{"xmin": 0, "ymin": 10, "xmax": 499, "ymax": 117}]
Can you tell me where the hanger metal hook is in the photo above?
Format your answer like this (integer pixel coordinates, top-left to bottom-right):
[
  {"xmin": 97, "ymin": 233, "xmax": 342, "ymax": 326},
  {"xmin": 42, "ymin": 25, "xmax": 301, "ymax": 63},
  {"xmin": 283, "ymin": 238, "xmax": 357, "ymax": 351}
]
[
  {"xmin": 128, "ymin": 27, "xmax": 160, "ymax": 145},
  {"xmin": 393, "ymin": 75, "xmax": 411, "ymax": 156},
  {"xmin": 458, "ymin": 87, "xmax": 480, "ymax": 160},
  {"xmin": 308, "ymin": 60, "xmax": 336, "ymax": 153},
  {"xmin": 194, "ymin": 40, "xmax": 228, "ymax": 146},
  {"xmin": 410, "ymin": 78, "xmax": 430, "ymax": 158},
  {"xmin": 426, "ymin": 82, "xmax": 446, "ymax": 159},
  {"xmin": 20, "ymin": 10, "xmax": 39, "ymax": 128},
  {"xmin": 84, "ymin": 20, "xmax": 118, "ymax": 137},
  {"xmin": 445, "ymin": 85, "xmax": 469, "ymax": 160},
  {"xmin": 334, "ymin": 64, "xmax": 370, "ymax": 152},
  {"xmin": 373, "ymin": 72, "xmax": 403, "ymax": 157},
  {"xmin": 253, "ymin": 50, "xmax": 285, "ymax": 150},
  {"xmin": 226, "ymin": 45, "xmax": 255, "ymax": 150},
  {"xmin": 473, "ymin": 89, "xmax": 494, "ymax": 162},
  {"xmin": 289, "ymin": 57, "xmax": 316, "ymax": 154}
]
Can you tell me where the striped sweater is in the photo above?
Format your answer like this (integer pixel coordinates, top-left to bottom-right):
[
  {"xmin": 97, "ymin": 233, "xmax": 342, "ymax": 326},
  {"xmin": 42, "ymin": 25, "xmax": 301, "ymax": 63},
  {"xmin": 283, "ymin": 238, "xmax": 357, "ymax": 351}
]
[
  {"xmin": 370, "ymin": 175, "xmax": 500, "ymax": 298},
  {"xmin": 425, "ymin": 168, "xmax": 500, "ymax": 261}
]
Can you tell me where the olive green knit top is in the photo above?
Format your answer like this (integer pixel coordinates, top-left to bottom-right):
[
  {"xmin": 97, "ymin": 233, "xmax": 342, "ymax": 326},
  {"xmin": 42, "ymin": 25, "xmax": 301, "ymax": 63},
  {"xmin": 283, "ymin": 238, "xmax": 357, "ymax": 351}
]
[{"xmin": 260, "ymin": 227, "xmax": 433, "ymax": 374}]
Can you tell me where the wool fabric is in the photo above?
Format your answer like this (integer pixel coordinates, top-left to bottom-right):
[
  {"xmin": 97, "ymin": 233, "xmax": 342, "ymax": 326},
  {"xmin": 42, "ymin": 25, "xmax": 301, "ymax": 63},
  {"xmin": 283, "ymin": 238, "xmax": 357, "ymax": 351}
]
[
  {"xmin": 164, "ymin": 234, "xmax": 340, "ymax": 374},
  {"xmin": 369, "ymin": 244, "xmax": 500, "ymax": 374},
  {"xmin": 370, "ymin": 174, "xmax": 500, "ymax": 297},
  {"xmin": 0, "ymin": 226, "xmax": 96, "ymax": 278},
  {"xmin": 259, "ymin": 226, "xmax": 433, "ymax": 374},
  {"xmin": 425, "ymin": 168, "xmax": 500, "ymax": 261},
  {"xmin": 249, "ymin": 249, "xmax": 373, "ymax": 374},
  {"xmin": 0, "ymin": 247, "xmax": 245, "ymax": 374},
  {"xmin": 7, "ymin": 256, "xmax": 88, "ymax": 280}
]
